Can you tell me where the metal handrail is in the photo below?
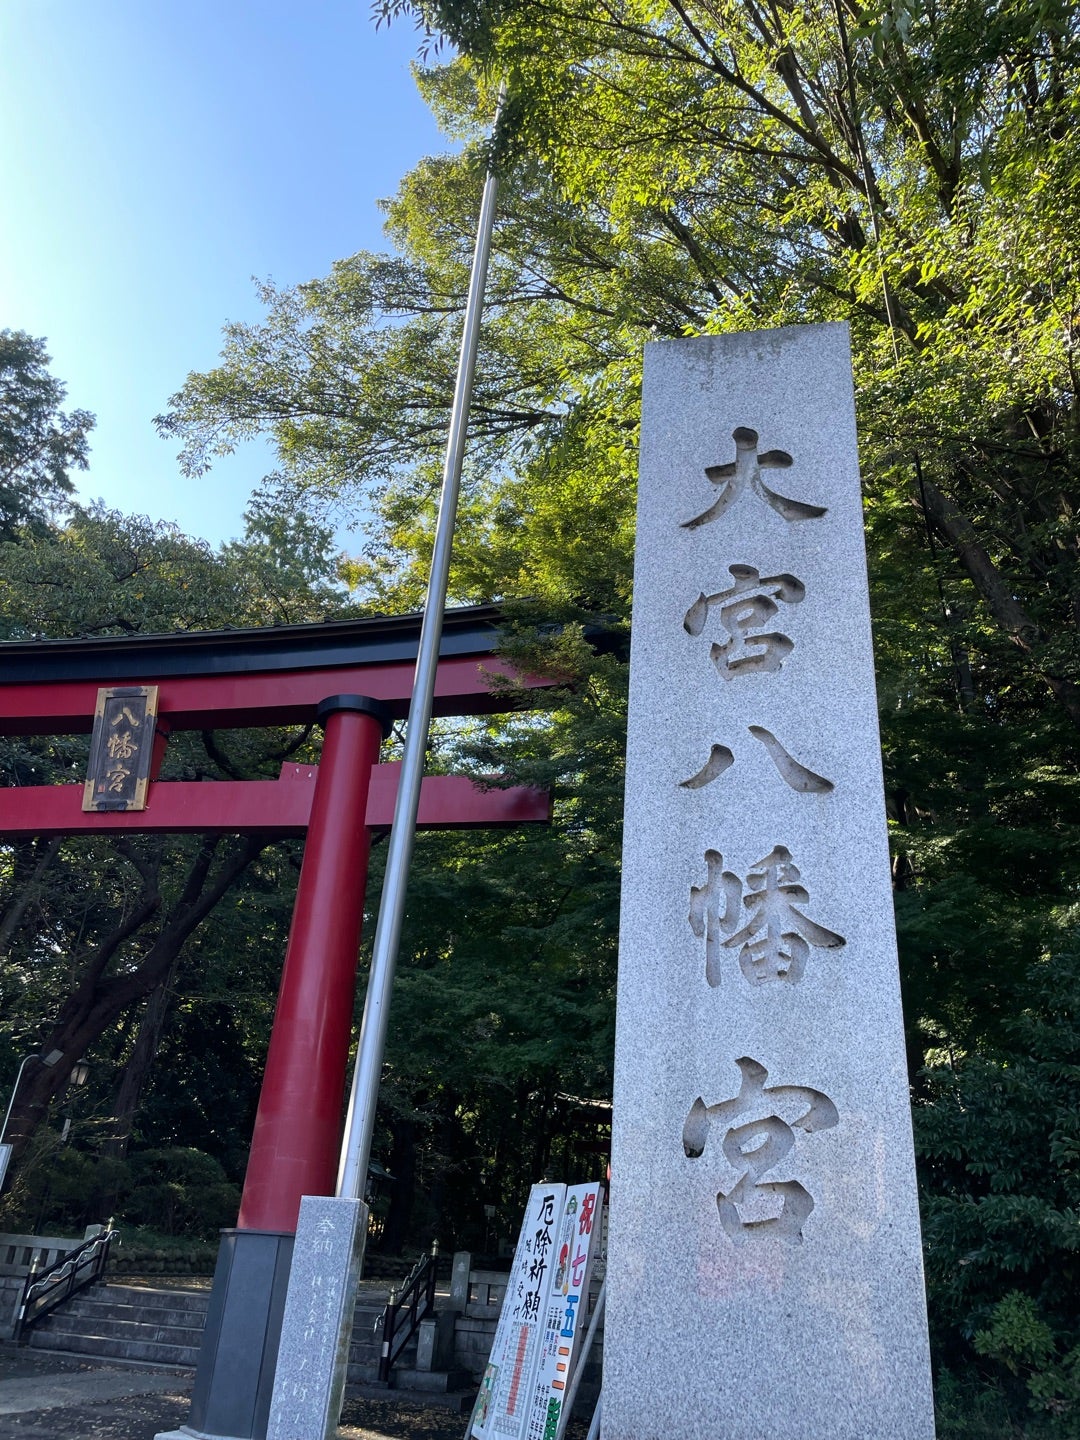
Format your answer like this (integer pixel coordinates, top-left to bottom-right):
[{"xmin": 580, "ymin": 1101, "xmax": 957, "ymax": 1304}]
[
  {"xmin": 376, "ymin": 1240, "xmax": 439, "ymax": 1382},
  {"xmin": 14, "ymin": 1223, "xmax": 119, "ymax": 1341}
]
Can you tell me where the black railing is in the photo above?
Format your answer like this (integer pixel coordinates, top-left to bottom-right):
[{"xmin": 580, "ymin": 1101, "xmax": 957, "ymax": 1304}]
[
  {"xmin": 376, "ymin": 1240, "xmax": 439, "ymax": 1382},
  {"xmin": 14, "ymin": 1223, "xmax": 118, "ymax": 1341}
]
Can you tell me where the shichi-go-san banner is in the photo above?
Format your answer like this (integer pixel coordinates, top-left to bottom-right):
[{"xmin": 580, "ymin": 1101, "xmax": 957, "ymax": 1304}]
[{"xmin": 470, "ymin": 1181, "xmax": 604, "ymax": 1440}]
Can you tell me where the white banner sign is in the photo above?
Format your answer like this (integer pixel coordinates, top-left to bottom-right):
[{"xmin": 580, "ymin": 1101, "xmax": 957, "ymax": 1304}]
[
  {"xmin": 470, "ymin": 1181, "xmax": 604, "ymax": 1440},
  {"xmin": 521, "ymin": 1182, "xmax": 603, "ymax": 1440}
]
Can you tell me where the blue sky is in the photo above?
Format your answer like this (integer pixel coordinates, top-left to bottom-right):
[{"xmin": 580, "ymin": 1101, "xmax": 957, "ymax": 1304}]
[{"xmin": 0, "ymin": 0, "xmax": 447, "ymax": 547}]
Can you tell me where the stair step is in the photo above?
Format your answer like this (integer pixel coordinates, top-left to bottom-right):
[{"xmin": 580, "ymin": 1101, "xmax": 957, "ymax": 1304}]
[
  {"xmin": 57, "ymin": 1300, "xmax": 208, "ymax": 1328},
  {"xmin": 347, "ymin": 1362, "xmax": 384, "ymax": 1384},
  {"xmin": 27, "ymin": 1328, "xmax": 200, "ymax": 1367},
  {"xmin": 21, "ymin": 1276, "xmax": 437, "ymax": 1378},
  {"xmin": 348, "ymin": 1343, "xmax": 383, "ymax": 1362},
  {"xmin": 73, "ymin": 1284, "xmax": 210, "ymax": 1314},
  {"xmin": 32, "ymin": 1313, "xmax": 205, "ymax": 1344}
]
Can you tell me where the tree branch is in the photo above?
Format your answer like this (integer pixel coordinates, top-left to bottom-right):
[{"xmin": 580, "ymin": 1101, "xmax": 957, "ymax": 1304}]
[{"xmin": 919, "ymin": 480, "xmax": 1080, "ymax": 728}]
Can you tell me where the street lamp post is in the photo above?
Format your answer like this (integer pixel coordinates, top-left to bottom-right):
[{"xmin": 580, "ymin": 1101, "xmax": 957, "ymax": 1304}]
[
  {"xmin": 59, "ymin": 1057, "xmax": 91, "ymax": 1144},
  {"xmin": 0, "ymin": 1049, "xmax": 64, "ymax": 1189}
]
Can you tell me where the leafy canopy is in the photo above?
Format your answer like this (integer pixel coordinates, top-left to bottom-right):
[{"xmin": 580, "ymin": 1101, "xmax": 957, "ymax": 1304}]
[{"xmin": 0, "ymin": 330, "xmax": 93, "ymax": 542}]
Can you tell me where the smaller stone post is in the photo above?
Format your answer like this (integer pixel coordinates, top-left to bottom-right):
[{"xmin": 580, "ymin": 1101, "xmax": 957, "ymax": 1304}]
[
  {"xmin": 265, "ymin": 1196, "xmax": 368, "ymax": 1440},
  {"xmin": 449, "ymin": 1250, "xmax": 471, "ymax": 1313}
]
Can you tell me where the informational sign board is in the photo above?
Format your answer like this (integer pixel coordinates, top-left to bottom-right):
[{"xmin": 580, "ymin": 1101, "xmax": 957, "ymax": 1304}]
[
  {"xmin": 470, "ymin": 1181, "xmax": 604, "ymax": 1440},
  {"xmin": 83, "ymin": 685, "xmax": 159, "ymax": 811}
]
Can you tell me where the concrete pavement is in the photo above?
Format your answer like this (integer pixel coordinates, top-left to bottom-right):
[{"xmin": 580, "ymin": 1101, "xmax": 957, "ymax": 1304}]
[
  {"xmin": 0, "ymin": 1346, "xmax": 192, "ymax": 1438},
  {"xmin": 0, "ymin": 1348, "xmax": 480, "ymax": 1440}
]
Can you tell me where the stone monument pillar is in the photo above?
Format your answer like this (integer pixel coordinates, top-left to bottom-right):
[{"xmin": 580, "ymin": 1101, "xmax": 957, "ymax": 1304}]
[{"xmin": 604, "ymin": 324, "xmax": 935, "ymax": 1439}]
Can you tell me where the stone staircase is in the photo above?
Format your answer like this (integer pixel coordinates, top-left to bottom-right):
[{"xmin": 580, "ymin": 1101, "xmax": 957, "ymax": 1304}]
[
  {"xmin": 346, "ymin": 1297, "xmax": 413, "ymax": 1386},
  {"xmin": 23, "ymin": 1282, "xmax": 434, "ymax": 1391},
  {"xmin": 26, "ymin": 1282, "xmax": 208, "ymax": 1368}
]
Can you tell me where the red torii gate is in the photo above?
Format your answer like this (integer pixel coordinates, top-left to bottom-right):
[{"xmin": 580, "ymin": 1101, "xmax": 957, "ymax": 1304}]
[{"xmin": 0, "ymin": 604, "xmax": 550, "ymax": 1237}]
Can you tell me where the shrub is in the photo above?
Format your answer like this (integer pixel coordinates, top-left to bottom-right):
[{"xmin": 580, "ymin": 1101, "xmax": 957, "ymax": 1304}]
[
  {"xmin": 123, "ymin": 1147, "xmax": 240, "ymax": 1237},
  {"xmin": 917, "ymin": 948, "xmax": 1080, "ymax": 1439}
]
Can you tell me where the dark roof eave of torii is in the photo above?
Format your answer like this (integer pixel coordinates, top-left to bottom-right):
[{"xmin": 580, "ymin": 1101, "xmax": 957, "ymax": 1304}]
[
  {"xmin": 0, "ymin": 604, "xmax": 624, "ymax": 736},
  {"xmin": 0, "ymin": 602, "xmax": 513, "ymax": 685}
]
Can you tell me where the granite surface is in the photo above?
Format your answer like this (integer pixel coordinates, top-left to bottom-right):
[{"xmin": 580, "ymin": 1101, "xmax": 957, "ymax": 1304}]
[
  {"xmin": 265, "ymin": 1195, "xmax": 368, "ymax": 1440},
  {"xmin": 604, "ymin": 325, "xmax": 936, "ymax": 1439}
]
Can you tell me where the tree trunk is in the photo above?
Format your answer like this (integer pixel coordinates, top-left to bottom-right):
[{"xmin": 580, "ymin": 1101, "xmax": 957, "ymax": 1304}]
[
  {"xmin": 3, "ymin": 835, "xmax": 265, "ymax": 1166},
  {"xmin": 102, "ymin": 958, "xmax": 181, "ymax": 1161},
  {"xmin": 0, "ymin": 837, "xmax": 62, "ymax": 955},
  {"xmin": 919, "ymin": 479, "xmax": 1080, "ymax": 728},
  {"xmin": 380, "ymin": 1115, "xmax": 417, "ymax": 1255}
]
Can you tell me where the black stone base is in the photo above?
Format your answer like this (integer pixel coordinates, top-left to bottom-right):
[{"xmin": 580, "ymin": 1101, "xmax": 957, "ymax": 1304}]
[{"xmin": 175, "ymin": 1228, "xmax": 294, "ymax": 1440}]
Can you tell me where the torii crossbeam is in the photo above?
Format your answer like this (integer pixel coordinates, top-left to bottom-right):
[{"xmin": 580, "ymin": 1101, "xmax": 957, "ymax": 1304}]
[{"xmin": 0, "ymin": 604, "xmax": 549, "ymax": 1228}]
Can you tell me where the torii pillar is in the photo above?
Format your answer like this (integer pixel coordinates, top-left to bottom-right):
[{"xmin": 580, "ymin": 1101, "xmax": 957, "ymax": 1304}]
[
  {"xmin": 0, "ymin": 606, "xmax": 557, "ymax": 1440},
  {"xmin": 237, "ymin": 696, "xmax": 391, "ymax": 1233},
  {"xmin": 187, "ymin": 695, "xmax": 396, "ymax": 1440}
]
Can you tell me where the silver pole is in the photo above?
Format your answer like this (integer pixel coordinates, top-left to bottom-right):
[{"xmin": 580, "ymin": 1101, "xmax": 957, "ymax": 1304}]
[
  {"xmin": 586, "ymin": 1392, "xmax": 603, "ymax": 1440},
  {"xmin": 337, "ymin": 89, "xmax": 506, "ymax": 1202}
]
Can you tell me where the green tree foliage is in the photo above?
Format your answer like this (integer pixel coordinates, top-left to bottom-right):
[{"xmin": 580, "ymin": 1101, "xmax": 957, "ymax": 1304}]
[
  {"xmin": 917, "ymin": 946, "xmax": 1080, "ymax": 1434},
  {"xmin": 136, "ymin": 8, "xmax": 1080, "ymax": 1425},
  {"xmin": 17, "ymin": 1144, "xmax": 241, "ymax": 1240},
  {"xmin": 0, "ymin": 330, "xmax": 92, "ymax": 543},
  {"xmin": 371, "ymin": 0, "xmax": 1080, "ymax": 726},
  {"xmin": 373, "ymin": 626, "xmax": 627, "ymax": 1246},
  {"xmin": 0, "ymin": 499, "xmax": 347, "ymax": 640},
  {"xmin": 0, "ymin": 405, "xmax": 357, "ymax": 1208}
]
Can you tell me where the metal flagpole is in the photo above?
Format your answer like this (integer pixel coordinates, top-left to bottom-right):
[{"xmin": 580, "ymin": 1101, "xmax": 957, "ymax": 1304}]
[
  {"xmin": 266, "ymin": 91, "xmax": 508, "ymax": 1440},
  {"xmin": 337, "ymin": 83, "xmax": 506, "ymax": 1204}
]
